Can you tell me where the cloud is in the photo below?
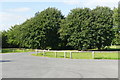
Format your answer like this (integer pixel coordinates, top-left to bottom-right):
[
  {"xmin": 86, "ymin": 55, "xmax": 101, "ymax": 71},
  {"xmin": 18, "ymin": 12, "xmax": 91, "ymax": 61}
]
[
  {"xmin": 0, "ymin": 0, "xmax": 119, "ymax": 8},
  {"xmin": 62, "ymin": 0, "xmax": 119, "ymax": 8},
  {"xmin": 0, "ymin": 12, "xmax": 31, "ymax": 31},
  {"xmin": 7, "ymin": 7, "xmax": 31, "ymax": 12},
  {"xmin": 0, "ymin": 0, "xmax": 68, "ymax": 2},
  {"xmin": 0, "ymin": 7, "xmax": 31, "ymax": 31},
  {"xmin": 61, "ymin": 0, "xmax": 119, "ymax": 8},
  {"xmin": 62, "ymin": 0, "xmax": 81, "ymax": 5},
  {"xmin": 85, "ymin": 0, "xmax": 119, "ymax": 9},
  {"xmin": 61, "ymin": 0, "xmax": 119, "ymax": 7}
]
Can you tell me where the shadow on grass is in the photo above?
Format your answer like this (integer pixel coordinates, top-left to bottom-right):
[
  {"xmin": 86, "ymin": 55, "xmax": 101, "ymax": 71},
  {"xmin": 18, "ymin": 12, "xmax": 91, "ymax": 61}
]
[
  {"xmin": 89, "ymin": 49, "xmax": 120, "ymax": 51},
  {"xmin": 94, "ymin": 57, "xmax": 119, "ymax": 60},
  {"xmin": 0, "ymin": 60, "xmax": 12, "ymax": 62},
  {"xmin": 2, "ymin": 49, "xmax": 14, "ymax": 53}
]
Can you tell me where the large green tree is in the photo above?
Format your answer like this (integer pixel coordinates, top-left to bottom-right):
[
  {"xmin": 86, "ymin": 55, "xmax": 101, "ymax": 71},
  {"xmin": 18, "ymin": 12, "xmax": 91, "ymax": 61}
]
[
  {"xmin": 7, "ymin": 25, "xmax": 22, "ymax": 48},
  {"xmin": 14, "ymin": 7, "xmax": 64, "ymax": 49},
  {"xmin": 112, "ymin": 6, "xmax": 120, "ymax": 45},
  {"xmin": 6, "ymin": 6, "xmax": 116, "ymax": 50},
  {"xmin": 2, "ymin": 31, "xmax": 8, "ymax": 48},
  {"xmin": 113, "ymin": 8, "xmax": 118, "ymax": 27},
  {"xmin": 2, "ymin": 31, "xmax": 14, "ymax": 48},
  {"xmin": 59, "ymin": 8, "xmax": 93, "ymax": 50},
  {"xmin": 91, "ymin": 7, "xmax": 114, "ymax": 49},
  {"xmin": 59, "ymin": 7, "xmax": 114, "ymax": 50}
]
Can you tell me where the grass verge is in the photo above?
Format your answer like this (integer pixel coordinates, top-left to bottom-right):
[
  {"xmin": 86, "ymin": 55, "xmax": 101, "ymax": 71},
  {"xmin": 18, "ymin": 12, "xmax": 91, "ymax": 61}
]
[
  {"xmin": 32, "ymin": 51, "xmax": 119, "ymax": 60},
  {"xmin": 1, "ymin": 48, "xmax": 34, "ymax": 53}
]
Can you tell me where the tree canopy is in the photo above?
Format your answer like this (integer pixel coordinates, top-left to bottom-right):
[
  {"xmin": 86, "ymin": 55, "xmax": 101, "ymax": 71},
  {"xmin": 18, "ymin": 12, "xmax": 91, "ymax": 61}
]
[
  {"xmin": 112, "ymin": 6, "xmax": 120, "ymax": 45},
  {"xmin": 59, "ymin": 7, "xmax": 114, "ymax": 50},
  {"xmin": 7, "ymin": 7, "xmax": 64, "ymax": 49},
  {"xmin": 91, "ymin": 7, "xmax": 114, "ymax": 49},
  {"xmin": 59, "ymin": 8, "xmax": 93, "ymax": 50},
  {"xmin": 2, "ymin": 7, "xmax": 119, "ymax": 50}
]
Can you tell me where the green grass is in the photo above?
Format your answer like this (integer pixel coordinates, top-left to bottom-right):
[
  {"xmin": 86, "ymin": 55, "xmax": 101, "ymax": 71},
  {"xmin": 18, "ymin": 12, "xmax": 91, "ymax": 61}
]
[
  {"xmin": 94, "ymin": 52, "xmax": 118, "ymax": 59},
  {"xmin": 1, "ymin": 48, "xmax": 34, "ymax": 53},
  {"xmin": 108, "ymin": 45, "xmax": 120, "ymax": 49},
  {"xmin": 88, "ymin": 45, "xmax": 120, "ymax": 51},
  {"xmin": 105, "ymin": 45, "xmax": 120, "ymax": 51},
  {"xmin": 32, "ymin": 51, "xmax": 119, "ymax": 60}
]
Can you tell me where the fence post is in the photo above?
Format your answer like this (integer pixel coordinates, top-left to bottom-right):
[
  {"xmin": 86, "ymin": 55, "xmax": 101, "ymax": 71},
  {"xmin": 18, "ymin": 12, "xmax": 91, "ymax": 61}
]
[
  {"xmin": 55, "ymin": 52, "xmax": 57, "ymax": 58},
  {"xmin": 36, "ymin": 49, "xmax": 38, "ymax": 55},
  {"xmin": 64, "ymin": 52, "xmax": 66, "ymax": 58},
  {"xmin": 43, "ymin": 50, "xmax": 45, "ymax": 56},
  {"xmin": 92, "ymin": 51, "xmax": 95, "ymax": 59},
  {"xmin": 70, "ymin": 52, "xmax": 72, "ymax": 59},
  {"xmin": 23, "ymin": 49, "xmax": 24, "ymax": 52},
  {"xmin": 13, "ymin": 49, "xmax": 15, "ymax": 52}
]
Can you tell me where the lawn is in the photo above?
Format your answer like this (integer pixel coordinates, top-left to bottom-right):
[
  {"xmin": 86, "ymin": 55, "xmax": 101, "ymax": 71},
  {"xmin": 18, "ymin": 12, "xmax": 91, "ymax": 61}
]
[
  {"xmin": 108, "ymin": 45, "xmax": 120, "ymax": 49},
  {"xmin": 105, "ymin": 45, "xmax": 120, "ymax": 51},
  {"xmin": 1, "ymin": 48, "xmax": 34, "ymax": 53},
  {"xmin": 32, "ymin": 51, "xmax": 119, "ymax": 60},
  {"xmin": 88, "ymin": 45, "xmax": 120, "ymax": 51}
]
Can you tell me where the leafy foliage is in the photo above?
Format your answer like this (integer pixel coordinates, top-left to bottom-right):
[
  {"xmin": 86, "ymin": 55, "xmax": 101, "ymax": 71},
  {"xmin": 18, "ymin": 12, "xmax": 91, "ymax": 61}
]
[
  {"xmin": 112, "ymin": 7, "xmax": 120, "ymax": 45},
  {"xmin": 7, "ymin": 7, "xmax": 64, "ymax": 49},
  {"xmin": 2, "ymin": 31, "xmax": 15, "ymax": 48},
  {"xmin": 3, "ymin": 7, "xmax": 119, "ymax": 50},
  {"xmin": 7, "ymin": 25, "xmax": 21, "ymax": 47},
  {"xmin": 59, "ymin": 7, "xmax": 114, "ymax": 50},
  {"xmin": 91, "ymin": 7, "xmax": 114, "ymax": 49},
  {"xmin": 2, "ymin": 31, "xmax": 9, "ymax": 48},
  {"xmin": 59, "ymin": 8, "xmax": 93, "ymax": 50}
]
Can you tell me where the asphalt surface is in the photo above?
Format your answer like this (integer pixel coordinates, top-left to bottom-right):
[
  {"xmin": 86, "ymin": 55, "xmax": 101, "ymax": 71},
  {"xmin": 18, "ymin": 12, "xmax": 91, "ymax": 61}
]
[{"xmin": 0, "ymin": 52, "xmax": 118, "ymax": 78}]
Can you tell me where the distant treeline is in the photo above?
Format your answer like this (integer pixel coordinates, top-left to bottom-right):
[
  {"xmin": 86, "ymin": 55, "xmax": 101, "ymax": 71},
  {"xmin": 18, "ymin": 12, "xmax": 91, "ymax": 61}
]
[{"xmin": 1, "ymin": 6, "xmax": 120, "ymax": 50}]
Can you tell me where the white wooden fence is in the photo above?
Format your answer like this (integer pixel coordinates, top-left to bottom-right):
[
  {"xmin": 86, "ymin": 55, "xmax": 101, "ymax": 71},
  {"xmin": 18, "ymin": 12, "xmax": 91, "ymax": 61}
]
[
  {"xmin": 37, "ymin": 50, "xmax": 98, "ymax": 59},
  {"xmin": 35, "ymin": 49, "xmax": 118, "ymax": 59}
]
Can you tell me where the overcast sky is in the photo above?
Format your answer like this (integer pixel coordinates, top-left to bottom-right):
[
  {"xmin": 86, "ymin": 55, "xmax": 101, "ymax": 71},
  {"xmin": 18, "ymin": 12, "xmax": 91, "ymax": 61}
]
[{"xmin": 0, "ymin": 0, "xmax": 119, "ymax": 31}]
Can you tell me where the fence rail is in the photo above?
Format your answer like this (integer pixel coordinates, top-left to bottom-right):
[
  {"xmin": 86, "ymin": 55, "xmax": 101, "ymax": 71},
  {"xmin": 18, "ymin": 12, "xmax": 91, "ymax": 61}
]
[
  {"xmin": 35, "ymin": 49, "xmax": 119, "ymax": 59},
  {"xmin": 35, "ymin": 49, "xmax": 119, "ymax": 53}
]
